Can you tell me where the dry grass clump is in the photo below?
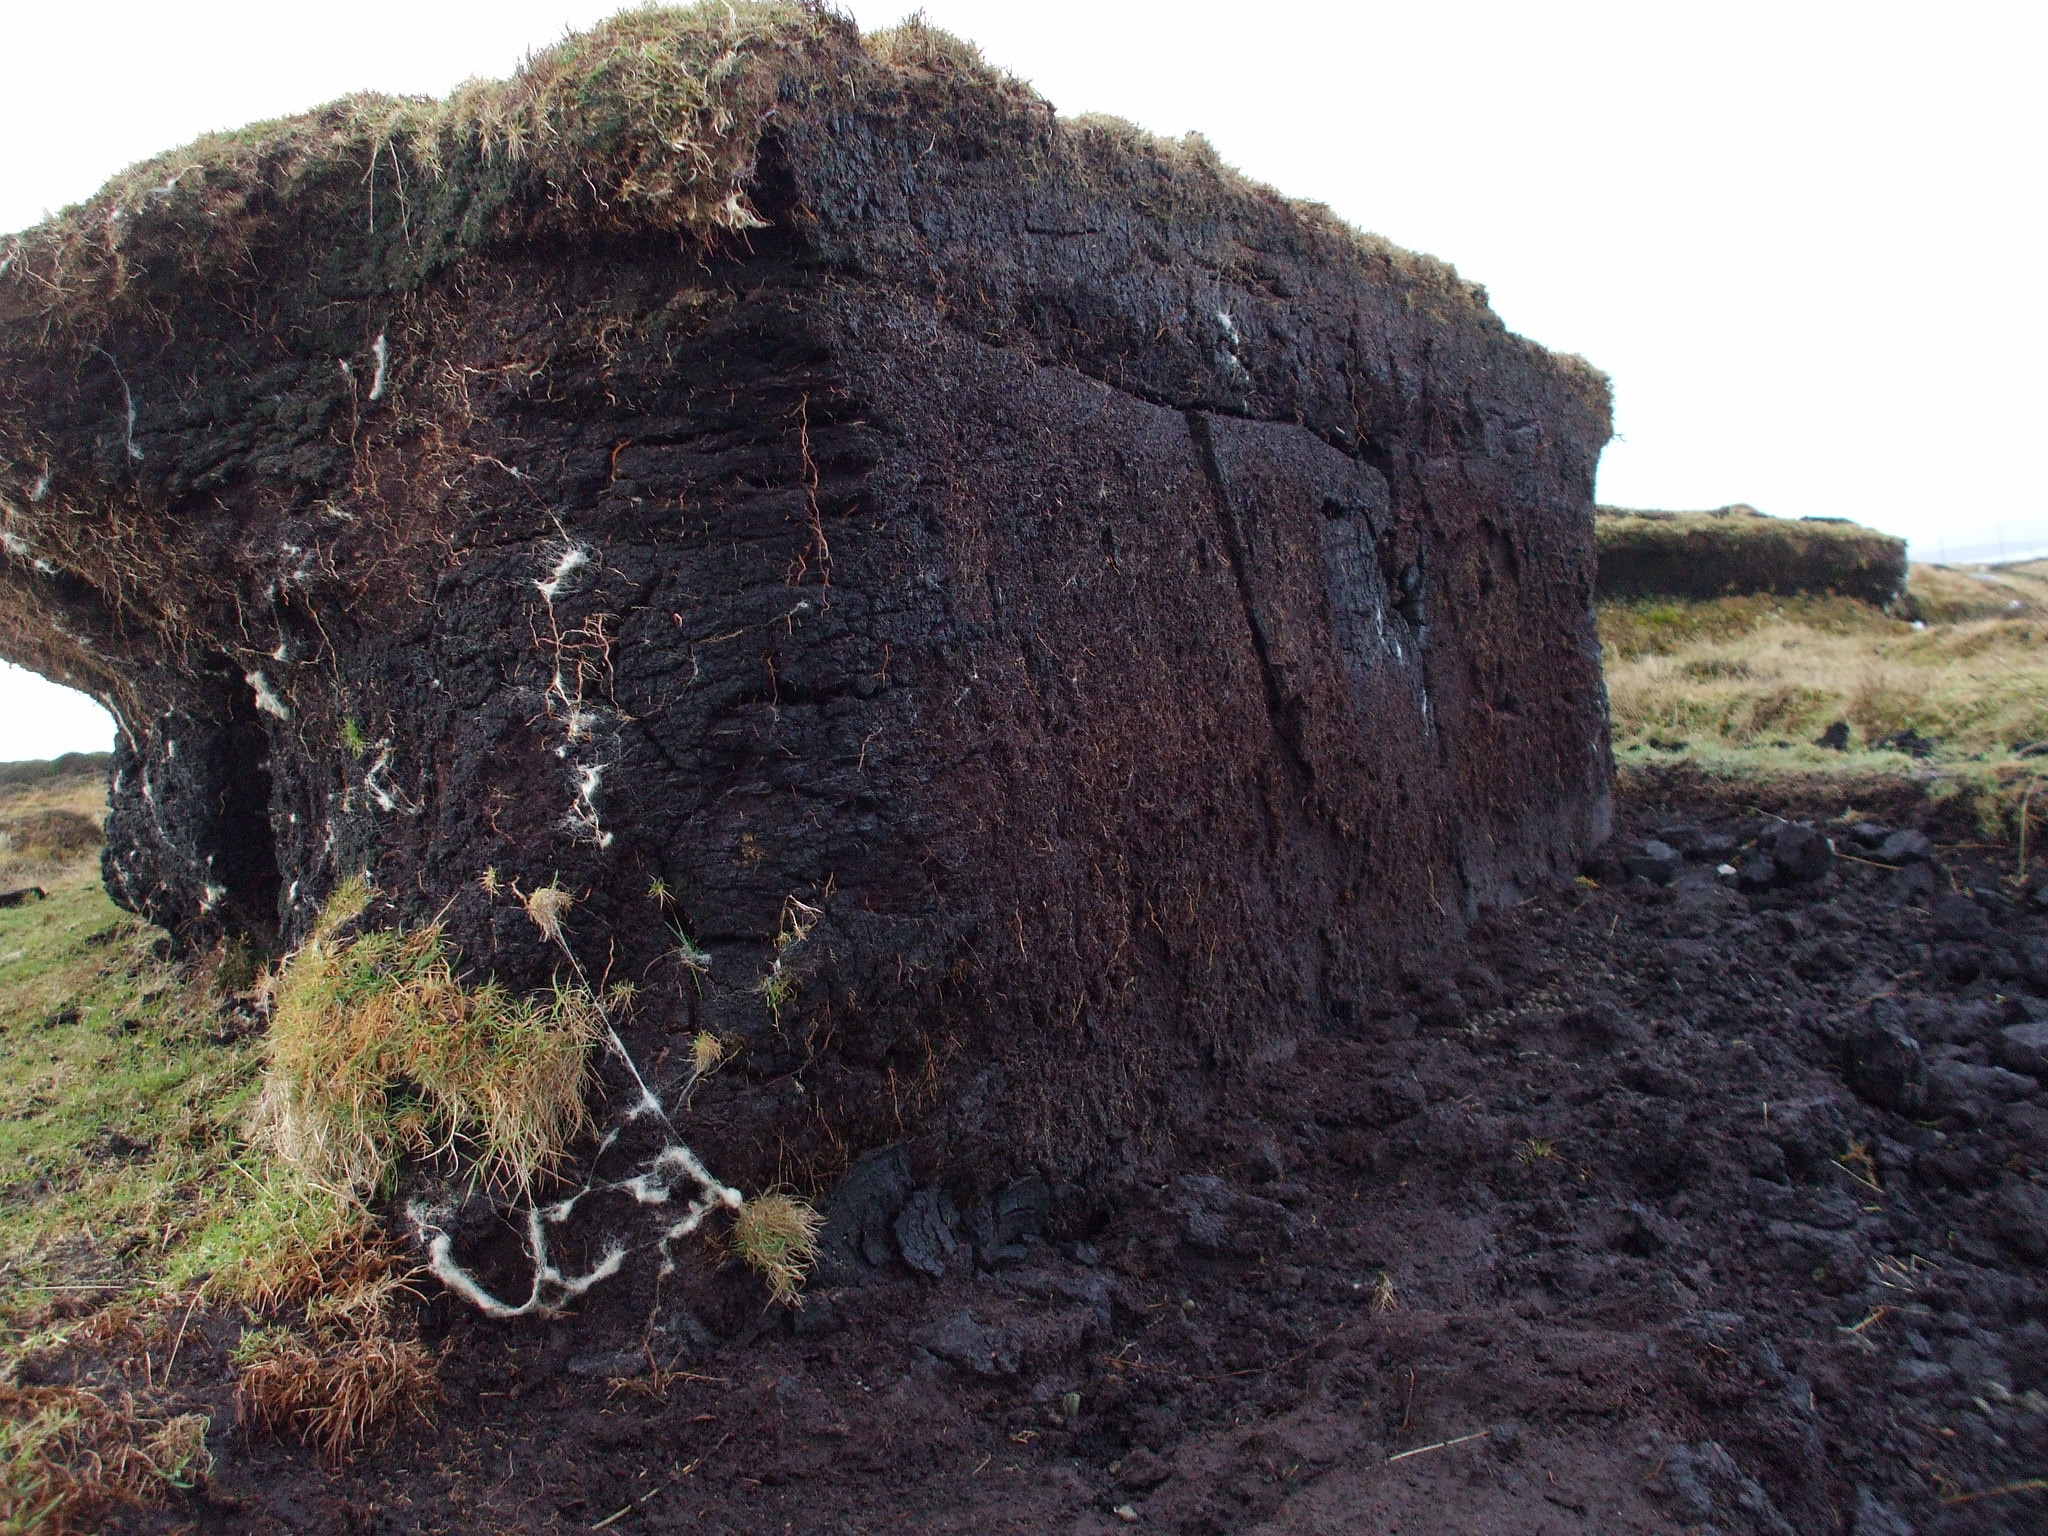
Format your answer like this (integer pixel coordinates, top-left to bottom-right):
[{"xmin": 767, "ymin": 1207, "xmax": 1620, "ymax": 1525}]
[
  {"xmin": 232, "ymin": 1318, "xmax": 436, "ymax": 1466},
  {"xmin": 729, "ymin": 1191, "xmax": 824, "ymax": 1306},
  {"xmin": 179, "ymin": 1175, "xmax": 412, "ymax": 1314},
  {"xmin": 259, "ymin": 876, "xmax": 601, "ymax": 1201},
  {"xmin": 185, "ymin": 1146, "xmax": 439, "ymax": 1466},
  {"xmin": 213, "ymin": 1196, "xmax": 436, "ymax": 1463},
  {"xmin": 0, "ymin": 1384, "xmax": 210, "ymax": 1534},
  {"xmin": 167, "ymin": 1172, "xmax": 365, "ymax": 1313},
  {"xmin": 521, "ymin": 879, "xmax": 575, "ymax": 944},
  {"xmin": 0, "ymin": 809, "xmax": 98, "ymax": 863}
]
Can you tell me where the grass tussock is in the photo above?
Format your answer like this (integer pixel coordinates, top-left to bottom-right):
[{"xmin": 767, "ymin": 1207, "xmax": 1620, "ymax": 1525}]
[
  {"xmin": 232, "ymin": 1305, "xmax": 436, "ymax": 1466},
  {"xmin": 729, "ymin": 1191, "xmax": 824, "ymax": 1306},
  {"xmin": 0, "ymin": 1385, "xmax": 210, "ymax": 1534},
  {"xmin": 260, "ymin": 876, "xmax": 601, "ymax": 1201}
]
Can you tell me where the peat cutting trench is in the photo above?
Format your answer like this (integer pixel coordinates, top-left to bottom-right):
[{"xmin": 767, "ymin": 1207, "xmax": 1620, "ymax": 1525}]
[{"xmin": 0, "ymin": 7, "xmax": 2042, "ymax": 1533}]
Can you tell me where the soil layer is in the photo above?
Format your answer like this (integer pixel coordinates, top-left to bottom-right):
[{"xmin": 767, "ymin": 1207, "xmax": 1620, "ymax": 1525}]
[{"xmin": 30, "ymin": 780, "xmax": 2039, "ymax": 1534}]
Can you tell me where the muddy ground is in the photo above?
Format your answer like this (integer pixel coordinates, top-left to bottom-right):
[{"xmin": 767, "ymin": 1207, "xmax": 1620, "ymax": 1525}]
[{"xmin": 69, "ymin": 782, "xmax": 2048, "ymax": 1533}]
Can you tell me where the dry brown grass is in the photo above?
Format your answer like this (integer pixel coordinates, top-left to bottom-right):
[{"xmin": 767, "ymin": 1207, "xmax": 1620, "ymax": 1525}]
[
  {"xmin": 232, "ymin": 1320, "xmax": 436, "ymax": 1466},
  {"xmin": 0, "ymin": 772, "xmax": 103, "ymax": 890},
  {"xmin": 521, "ymin": 879, "xmax": 575, "ymax": 945},
  {"xmin": 226, "ymin": 1208, "xmax": 437, "ymax": 1465},
  {"xmin": 0, "ymin": 1383, "xmax": 210, "ymax": 1534}
]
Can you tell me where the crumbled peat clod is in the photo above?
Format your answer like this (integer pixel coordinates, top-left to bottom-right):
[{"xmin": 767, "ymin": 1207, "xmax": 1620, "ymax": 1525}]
[
  {"xmin": 1841, "ymin": 1010, "xmax": 1930, "ymax": 1115},
  {"xmin": 1878, "ymin": 827, "xmax": 1934, "ymax": 864},
  {"xmin": 1762, "ymin": 819, "xmax": 1835, "ymax": 884},
  {"xmin": 1997, "ymin": 1019, "xmax": 2048, "ymax": 1076}
]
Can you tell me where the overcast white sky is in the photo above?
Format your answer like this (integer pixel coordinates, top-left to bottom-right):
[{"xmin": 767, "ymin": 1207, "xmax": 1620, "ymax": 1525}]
[{"xmin": 2, "ymin": 0, "xmax": 2042, "ymax": 757}]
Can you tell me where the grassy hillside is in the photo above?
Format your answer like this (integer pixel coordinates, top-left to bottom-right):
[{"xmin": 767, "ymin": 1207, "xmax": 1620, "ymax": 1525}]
[{"xmin": 0, "ymin": 768, "xmax": 411, "ymax": 1531}]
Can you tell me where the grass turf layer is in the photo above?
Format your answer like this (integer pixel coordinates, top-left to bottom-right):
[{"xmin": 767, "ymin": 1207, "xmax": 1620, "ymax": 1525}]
[
  {"xmin": 0, "ymin": 3, "xmax": 844, "ymax": 333},
  {"xmin": 0, "ymin": 4, "xmax": 1480, "ymax": 342}
]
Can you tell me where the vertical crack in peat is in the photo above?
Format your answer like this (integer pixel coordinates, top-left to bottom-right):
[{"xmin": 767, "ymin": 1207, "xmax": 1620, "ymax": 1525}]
[{"xmin": 1185, "ymin": 409, "xmax": 1315, "ymax": 792}]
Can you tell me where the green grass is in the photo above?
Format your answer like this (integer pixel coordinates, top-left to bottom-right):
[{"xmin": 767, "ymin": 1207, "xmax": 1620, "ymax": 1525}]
[
  {"xmin": 0, "ymin": 873, "xmax": 263, "ymax": 1321},
  {"xmin": 0, "ymin": 822, "xmax": 444, "ymax": 1520},
  {"xmin": 0, "ymin": 862, "xmax": 270, "ymax": 1530}
]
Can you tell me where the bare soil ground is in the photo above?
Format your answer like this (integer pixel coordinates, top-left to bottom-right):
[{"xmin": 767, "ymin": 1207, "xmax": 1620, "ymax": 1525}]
[{"xmin": 17, "ymin": 780, "xmax": 2034, "ymax": 1534}]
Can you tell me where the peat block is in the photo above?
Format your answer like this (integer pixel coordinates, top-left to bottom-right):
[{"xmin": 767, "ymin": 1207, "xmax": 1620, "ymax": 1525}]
[
  {"xmin": 0, "ymin": 8, "xmax": 1611, "ymax": 1189},
  {"xmin": 1595, "ymin": 503, "xmax": 1906, "ymax": 605}
]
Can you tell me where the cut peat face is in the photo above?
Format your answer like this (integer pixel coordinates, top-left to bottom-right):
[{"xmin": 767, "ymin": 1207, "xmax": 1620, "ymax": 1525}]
[{"xmin": 0, "ymin": 7, "xmax": 1612, "ymax": 1199}]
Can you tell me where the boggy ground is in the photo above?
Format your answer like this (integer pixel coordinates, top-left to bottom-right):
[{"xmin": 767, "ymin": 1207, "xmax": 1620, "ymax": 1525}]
[{"xmin": 72, "ymin": 785, "xmax": 2048, "ymax": 1534}]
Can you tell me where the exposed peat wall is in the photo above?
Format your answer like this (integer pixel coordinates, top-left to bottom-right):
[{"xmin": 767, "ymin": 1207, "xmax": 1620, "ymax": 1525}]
[
  {"xmin": 1596, "ymin": 504, "xmax": 1906, "ymax": 605},
  {"xmin": 0, "ymin": 8, "xmax": 1612, "ymax": 1212}
]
